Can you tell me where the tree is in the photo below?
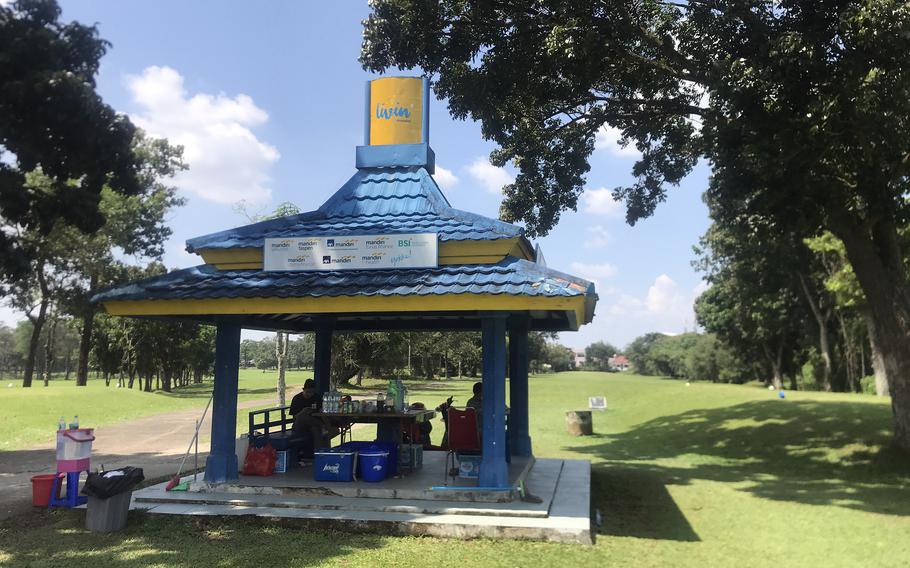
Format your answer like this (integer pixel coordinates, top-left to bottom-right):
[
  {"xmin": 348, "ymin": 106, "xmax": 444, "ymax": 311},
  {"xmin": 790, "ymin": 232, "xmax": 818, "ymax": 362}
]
[
  {"xmin": 6, "ymin": 134, "xmax": 183, "ymax": 387},
  {"xmin": 362, "ymin": 1, "xmax": 910, "ymax": 450},
  {"xmin": 0, "ymin": 0, "xmax": 142, "ymax": 282},
  {"xmin": 585, "ymin": 341, "xmax": 619, "ymax": 371}
]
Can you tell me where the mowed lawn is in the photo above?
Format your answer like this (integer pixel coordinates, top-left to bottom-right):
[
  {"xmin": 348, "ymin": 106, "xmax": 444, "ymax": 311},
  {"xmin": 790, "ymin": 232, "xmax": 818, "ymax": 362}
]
[
  {"xmin": 0, "ymin": 369, "xmax": 313, "ymax": 451},
  {"xmin": 2, "ymin": 372, "xmax": 910, "ymax": 567}
]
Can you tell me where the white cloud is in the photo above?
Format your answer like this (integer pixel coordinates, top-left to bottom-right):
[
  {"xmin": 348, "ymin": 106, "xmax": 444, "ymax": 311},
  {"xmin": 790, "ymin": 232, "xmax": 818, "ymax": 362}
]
[
  {"xmin": 583, "ymin": 187, "xmax": 622, "ymax": 217},
  {"xmin": 646, "ymin": 274, "xmax": 683, "ymax": 314},
  {"xmin": 570, "ymin": 261, "xmax": 618, "ymax": 290},
  {"xmin": 466, "ymin": 157, "xmax": 514, "ymax": 194},
  {"xmin": 584, "ymin": 225, "xmax": 612, "ymax": 249},
  {"xmin": 0, "ymin": 301, "xmax": 21, "ymax": 327},
  {"xmin": 433, "ymin": 165, "xmax": 459, "ymax": 191},
  {"xmin": 125, "ymin": 66, "xmax": 279, "ymax": 205},
  {"xmin": 594, "ymin": 125, "xmax": 640, "ymax": 158}
]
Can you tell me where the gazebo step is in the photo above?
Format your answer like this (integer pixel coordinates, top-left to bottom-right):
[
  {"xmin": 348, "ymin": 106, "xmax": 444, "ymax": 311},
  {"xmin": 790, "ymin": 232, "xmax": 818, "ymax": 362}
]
[{"xmin": 134, "ymin": 490, "xmax": 549, "ymax": 518}]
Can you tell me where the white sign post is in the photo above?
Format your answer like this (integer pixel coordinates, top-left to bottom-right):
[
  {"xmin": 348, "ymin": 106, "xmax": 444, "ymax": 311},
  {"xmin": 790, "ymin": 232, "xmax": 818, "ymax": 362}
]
[{"xmin": 263, "ymin": 233, "xmax": 438, "ymax": 272}]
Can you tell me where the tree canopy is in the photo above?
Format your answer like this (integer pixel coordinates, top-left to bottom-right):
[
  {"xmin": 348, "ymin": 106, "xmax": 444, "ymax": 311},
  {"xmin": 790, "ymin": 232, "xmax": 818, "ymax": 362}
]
[
  {"xmin": 362, "ymin": 0, "xmax": 910, "ymax": 450},
  {"xmin": 0, "ymin": 0, "xmax": 142, "ymax": 281}
]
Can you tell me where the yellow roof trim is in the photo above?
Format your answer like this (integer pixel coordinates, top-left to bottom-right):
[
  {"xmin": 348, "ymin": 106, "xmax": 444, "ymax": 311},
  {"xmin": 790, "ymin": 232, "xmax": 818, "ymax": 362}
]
[
  {"xmin": 195, "ymin": 237, "xmax": 535, "ymax": 270},
  {"xmin": 102, "ymin": 293, "xmax": 586, "ymax": 331}
]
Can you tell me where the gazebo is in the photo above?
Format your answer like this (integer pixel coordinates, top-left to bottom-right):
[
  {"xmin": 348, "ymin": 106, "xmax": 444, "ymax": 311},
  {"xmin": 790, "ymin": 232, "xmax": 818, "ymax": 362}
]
[{"xmin": 93, "ymin": 77, "xmax": 597, "ymax": 491}]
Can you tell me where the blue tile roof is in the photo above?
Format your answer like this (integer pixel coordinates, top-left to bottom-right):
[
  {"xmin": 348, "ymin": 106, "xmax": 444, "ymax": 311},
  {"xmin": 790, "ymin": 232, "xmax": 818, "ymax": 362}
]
[
  {"xmin": 186, "ymin": 166, "xmax": 525, "ymax": 252},
  {"xmin": 93, "ymin": 257, "xmax": 595, "ymax": 307}
]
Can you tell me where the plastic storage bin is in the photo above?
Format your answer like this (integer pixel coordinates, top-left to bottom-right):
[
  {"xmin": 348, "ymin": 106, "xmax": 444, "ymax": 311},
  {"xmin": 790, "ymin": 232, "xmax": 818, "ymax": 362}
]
[
  {"xmin": 358, "ymin": 450, "xmax": 390, "ymax": 482},
  {"xmin": 314, "ymin": 448, "xmax": 357, "ymax": 482},
  {"xmin": 56, "ymin": 428, "xmax": 95, "ymax": 472}
]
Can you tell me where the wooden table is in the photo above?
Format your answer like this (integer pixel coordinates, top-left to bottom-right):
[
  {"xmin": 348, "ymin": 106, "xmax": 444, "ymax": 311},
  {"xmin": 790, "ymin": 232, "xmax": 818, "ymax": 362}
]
[{"xmin": 314, "ymin": 409, "xmax": 436, "ymax": 445}]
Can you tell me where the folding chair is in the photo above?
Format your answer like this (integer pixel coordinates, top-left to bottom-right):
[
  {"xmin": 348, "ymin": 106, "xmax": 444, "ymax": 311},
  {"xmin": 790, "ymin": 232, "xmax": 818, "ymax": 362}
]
[{"xmin": 443, "ymin": 407, "xmax": 480, "ymax": 484}]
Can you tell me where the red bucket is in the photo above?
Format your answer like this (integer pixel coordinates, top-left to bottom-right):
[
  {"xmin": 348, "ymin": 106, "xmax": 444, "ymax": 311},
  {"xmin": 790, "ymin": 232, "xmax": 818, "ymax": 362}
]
[{"xmin": 31, "ymin": 473, "xmax": 63, "ymax": 507}]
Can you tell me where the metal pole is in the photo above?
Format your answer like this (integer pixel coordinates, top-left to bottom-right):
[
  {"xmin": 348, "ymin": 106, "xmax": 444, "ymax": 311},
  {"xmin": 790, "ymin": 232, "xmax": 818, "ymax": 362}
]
[{"xmin": 194, "ymin": 419, "xmax": 199, "ymax": 481}]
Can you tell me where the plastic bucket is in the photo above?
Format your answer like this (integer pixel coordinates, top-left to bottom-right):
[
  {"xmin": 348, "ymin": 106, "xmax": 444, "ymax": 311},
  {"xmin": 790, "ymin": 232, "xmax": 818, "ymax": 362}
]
[
  {"xmin": 358, "ymin": 451, "xmax": 389, "ymax": 482},
  {"xmin": 31, "ymin": 473, "xmax": 63, "ymax": 507}
]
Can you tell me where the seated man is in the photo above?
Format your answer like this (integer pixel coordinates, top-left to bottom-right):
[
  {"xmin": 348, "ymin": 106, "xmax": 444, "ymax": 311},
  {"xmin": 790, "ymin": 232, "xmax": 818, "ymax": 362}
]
[
  {"xmin": 466, "ymin": 381, "xmax": 484, "ymax": 435},
  {"xmin": 290, "ymin": 379, "xmax": 339, "ymax": 450}
]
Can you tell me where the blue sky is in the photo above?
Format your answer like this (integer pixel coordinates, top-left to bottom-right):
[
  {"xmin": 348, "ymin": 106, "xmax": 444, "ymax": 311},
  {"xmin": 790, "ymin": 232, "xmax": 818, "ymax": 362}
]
[{"xmin": 0, "ymin": 1, "xmax": 712, "ymax": 349}]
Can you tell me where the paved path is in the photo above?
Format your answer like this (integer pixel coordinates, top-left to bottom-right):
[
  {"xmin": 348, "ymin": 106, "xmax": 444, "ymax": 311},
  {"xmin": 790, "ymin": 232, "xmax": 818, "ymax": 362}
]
[{"xmin": 0, "ymin": 397, "xmax": 273, "ymax": 520}]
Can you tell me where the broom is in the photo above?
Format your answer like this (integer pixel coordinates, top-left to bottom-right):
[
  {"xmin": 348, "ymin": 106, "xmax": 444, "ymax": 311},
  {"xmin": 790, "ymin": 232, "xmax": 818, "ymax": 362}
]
[{"xmin": 166, "ymin": 392, "xmax": 214, "ymax": 491}]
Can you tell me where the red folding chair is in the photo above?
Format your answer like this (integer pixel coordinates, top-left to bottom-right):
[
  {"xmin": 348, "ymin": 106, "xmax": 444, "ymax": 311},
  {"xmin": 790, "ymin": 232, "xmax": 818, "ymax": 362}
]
[{"xmin": 444, "ymin": 407, "xmax": 480, "ymax": 484}]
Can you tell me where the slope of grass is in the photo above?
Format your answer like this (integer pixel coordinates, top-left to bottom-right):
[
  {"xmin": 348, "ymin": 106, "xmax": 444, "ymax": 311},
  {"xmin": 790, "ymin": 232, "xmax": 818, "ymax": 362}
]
[
  {"xmin": 2, "ymin": 372, "xmax": 909, "ymax": 567},
  {"xmin": 0, "ymin": 369, "xmax": 312, "ymax": 451}
]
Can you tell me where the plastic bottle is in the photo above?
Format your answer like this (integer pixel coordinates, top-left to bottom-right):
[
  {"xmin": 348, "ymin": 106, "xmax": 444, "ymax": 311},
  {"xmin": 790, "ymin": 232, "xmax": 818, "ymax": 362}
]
[
  {"xmin": 57, "ymin": 416, "xmax": 66, "ymax": 431},
  {"xmin": 69, "ymin": 415, "xmax": 79, "ymax": 429}
]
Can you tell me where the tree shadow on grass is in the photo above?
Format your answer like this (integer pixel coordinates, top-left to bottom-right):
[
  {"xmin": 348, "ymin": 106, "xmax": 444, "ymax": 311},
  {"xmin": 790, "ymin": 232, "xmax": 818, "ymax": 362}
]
[
  {"xmin": 591, "ymin": 464, "xmax": 700, "ymax": 541},
  {"xmin": 0, "ymin": 509, "xmax": 390, "ymax": 567},
  {"xmin": 568, "ymin": 399, "xmax": 910, "ymax": 518}
]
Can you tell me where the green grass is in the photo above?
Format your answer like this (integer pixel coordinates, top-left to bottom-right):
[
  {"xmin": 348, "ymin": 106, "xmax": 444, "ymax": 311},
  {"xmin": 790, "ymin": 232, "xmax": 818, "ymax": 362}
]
[
  {"xmin": 0, "ymin": 369, "xmax": 312, "ymax": 451},
  {"xmin": 2, "ymin": 372, "xmax": 910, "ymax": 567}
]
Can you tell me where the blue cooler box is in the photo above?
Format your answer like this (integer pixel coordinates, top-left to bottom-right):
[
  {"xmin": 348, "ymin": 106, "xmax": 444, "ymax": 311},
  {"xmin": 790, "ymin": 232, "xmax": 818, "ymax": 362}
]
[
  {"xmin": 339, "ymin": 441, "xmax": 398, "ymax": 476},
  {"xmin": 314, "ymin": 448, "xmax": 357, "ymax": 482}
]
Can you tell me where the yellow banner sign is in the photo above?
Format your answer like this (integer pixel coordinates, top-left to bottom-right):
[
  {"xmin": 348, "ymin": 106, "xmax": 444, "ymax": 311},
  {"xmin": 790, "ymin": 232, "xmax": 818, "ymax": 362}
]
[{"xmin": 369, "ymin": 77, "xmax": 423, "ymax": 145}]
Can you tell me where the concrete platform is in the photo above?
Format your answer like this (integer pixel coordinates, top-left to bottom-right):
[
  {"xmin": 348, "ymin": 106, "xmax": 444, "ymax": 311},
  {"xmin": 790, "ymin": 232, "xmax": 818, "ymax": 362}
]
[
  {"xmin": 131, "ymin": 456, "xmax": 592, "ymax": 544},
  {"xmin": 193, "ymin": 452, "xmax": 533, "ymax": 503}
]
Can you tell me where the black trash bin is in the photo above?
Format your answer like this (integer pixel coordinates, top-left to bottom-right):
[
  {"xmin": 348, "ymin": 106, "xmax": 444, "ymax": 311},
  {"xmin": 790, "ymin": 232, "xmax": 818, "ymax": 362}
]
[{"xmin": 82, "ymin": 466, "xmax": 144, "ymax": 532}]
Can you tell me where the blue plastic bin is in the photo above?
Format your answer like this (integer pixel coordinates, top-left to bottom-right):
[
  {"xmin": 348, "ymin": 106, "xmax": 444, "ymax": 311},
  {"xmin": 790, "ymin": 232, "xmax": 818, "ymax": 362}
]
[
  {"xmin": 314, "ymin": 448, "xmax": 357, "ymax": 482},
  {"xmin": 339, "ymin": 441, "xmax": 398, "ymax": 476},
  {"xmin": 358, "ymin": 449, "xmax": 390, "ymax": 482}
]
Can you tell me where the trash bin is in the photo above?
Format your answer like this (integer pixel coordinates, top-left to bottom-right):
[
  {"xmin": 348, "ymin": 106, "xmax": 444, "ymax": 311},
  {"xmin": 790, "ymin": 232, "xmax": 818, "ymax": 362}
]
[{"xmin": 82, "ymin": 466, "xmax": 144, "ymax": 532}]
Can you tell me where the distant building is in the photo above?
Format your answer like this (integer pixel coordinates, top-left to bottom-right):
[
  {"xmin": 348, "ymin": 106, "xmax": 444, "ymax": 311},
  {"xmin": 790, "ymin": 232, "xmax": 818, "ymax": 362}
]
[
  {"xmin": 608, "ymin": 355, "xmax": 630, "ymax": 371},
  {"xmin": 571, "ymin": 349, "xmax": 586, "ymax": 368}
]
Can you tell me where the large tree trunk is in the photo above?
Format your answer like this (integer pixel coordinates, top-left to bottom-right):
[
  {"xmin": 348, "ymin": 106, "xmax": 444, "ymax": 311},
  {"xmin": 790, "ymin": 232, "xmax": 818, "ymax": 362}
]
[
  {"xmin": 75, "ymin": 272, "xmax": 99, "ymax": 387},
  {"xmin": 762, "ymin": 341, "xmax": 784, "ymax": 390},
  {"xmin": 22, "ymin": 297, "xmax": 49, "ymax": 388},
  {"xmin": 75, "ymin": 312, "xmax": 94, "ymax": 387},
  {"xmin": 797, "ymin": 273, "xmax": 833, "ymax": 391},
  {"xmin": 276, "ymin": 332, "xmax": 288, "ymax": 406},
  {"xmin": 834, "ymin": 214, "xmax": 909, "ymax": 450},
  {"xmin": 864, "ymin": 309, "xmax": 891, "ymax": 397},
  {"xmin": 42, "ymin": 314, "xmax": 58, "ymax": 387}
]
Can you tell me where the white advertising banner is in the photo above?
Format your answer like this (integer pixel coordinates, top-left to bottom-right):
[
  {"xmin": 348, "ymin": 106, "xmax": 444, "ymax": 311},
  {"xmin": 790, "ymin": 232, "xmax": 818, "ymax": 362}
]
[{"xmin": 263, "ymin": 233, "xmax": 438, "ymax": 271}]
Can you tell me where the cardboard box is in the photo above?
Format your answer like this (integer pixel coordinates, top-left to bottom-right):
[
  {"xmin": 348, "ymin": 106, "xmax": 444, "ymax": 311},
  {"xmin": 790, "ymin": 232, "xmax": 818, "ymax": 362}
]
[
  {"xmin": 456, "ymin": 454, "xmax": 481, "ymax": 479},
  {"xmin": 274, "ymin": 450, "xmax": 289, "ymax": 474}
]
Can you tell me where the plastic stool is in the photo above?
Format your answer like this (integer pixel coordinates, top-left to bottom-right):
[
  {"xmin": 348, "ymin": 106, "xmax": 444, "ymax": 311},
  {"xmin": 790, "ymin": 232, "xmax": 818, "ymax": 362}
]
[{"xmin": 48, "ymin": 471, "xmax": 87, "ymax": 508}]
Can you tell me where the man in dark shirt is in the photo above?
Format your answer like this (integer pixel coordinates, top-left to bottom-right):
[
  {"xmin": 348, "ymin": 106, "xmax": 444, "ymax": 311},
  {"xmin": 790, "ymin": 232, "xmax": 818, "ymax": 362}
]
[
  {"xmin": 290, "ymin": 379, "xmax": 324, "ymax": 445},
  {"xmin": 466, "ymin": 381, "xmax": 483, "ymax": 434}
]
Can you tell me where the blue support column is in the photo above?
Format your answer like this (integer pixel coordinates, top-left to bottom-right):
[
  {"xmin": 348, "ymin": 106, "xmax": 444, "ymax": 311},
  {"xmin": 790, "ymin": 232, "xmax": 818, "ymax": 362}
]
[
  {"xmin": 509, "ymin": 317, "xmax": 533, "ymax": 457},
  {"xmin": 480, "ymin": 313, "xmax": 509, "ymax": 488},
  {"xmin": 204, "ymin": 322, "xmax": 241, "ymax": 483},
  {"xmin": 314, "ymin": 323, "xmax": 333, "ymax": 396}
]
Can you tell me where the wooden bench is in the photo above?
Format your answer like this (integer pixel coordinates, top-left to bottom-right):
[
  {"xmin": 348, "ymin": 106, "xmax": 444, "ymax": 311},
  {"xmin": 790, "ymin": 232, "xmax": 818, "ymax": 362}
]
[{"xmin": 247, "ymin": 406, "xmax": 313, "ymax": 460}]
